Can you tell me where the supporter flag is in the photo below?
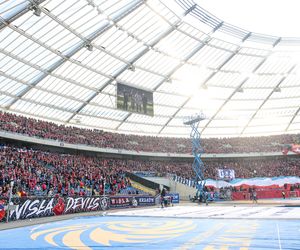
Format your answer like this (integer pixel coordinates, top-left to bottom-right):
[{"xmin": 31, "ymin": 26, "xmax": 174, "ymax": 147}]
[
  {"xmin": 291, "ymin": 144, "xmax": 300, "ymax": 154},
  {"xmin": 282, "ymin": 144, "xmax": 300, "ymax": 155},
  {"xmin": 0, "ymin": 200, "xmax": 6, "ymax": 220},
  {"xmin": 53, "ymin": 197, "xmax": 65, "ymax": 216}
]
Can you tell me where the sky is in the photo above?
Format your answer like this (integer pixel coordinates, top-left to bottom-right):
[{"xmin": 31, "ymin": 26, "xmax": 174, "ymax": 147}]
[{"xmin": 197, "ymin": 0, "xmax": 300, "ymax": 37}]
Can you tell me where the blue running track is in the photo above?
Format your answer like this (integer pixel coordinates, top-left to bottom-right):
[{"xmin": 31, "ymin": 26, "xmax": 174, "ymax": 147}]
[{"xmin": 0, "ymin": 216, "xmax": 299, "ymax": 249}]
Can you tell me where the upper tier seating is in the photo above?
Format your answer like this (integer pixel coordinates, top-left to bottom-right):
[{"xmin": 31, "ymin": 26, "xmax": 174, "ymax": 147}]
[{"xmin": 0, "ymin": 111, "xmax": 299, "ymax": 154}]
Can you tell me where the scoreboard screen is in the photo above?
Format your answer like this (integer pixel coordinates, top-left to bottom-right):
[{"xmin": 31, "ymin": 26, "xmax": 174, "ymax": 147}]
[{"xmin": 117, "ymin": 83, "xmax": 154, "ymax": 116}]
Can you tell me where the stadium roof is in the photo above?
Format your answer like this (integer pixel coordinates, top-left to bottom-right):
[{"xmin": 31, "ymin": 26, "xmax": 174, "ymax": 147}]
[{"xmin": 0, "ymin": 0, "xmax": 300, "ymax": 138}]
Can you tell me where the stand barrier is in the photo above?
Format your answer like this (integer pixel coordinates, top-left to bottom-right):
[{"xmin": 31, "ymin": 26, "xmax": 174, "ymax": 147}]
[{"xmin": 232, "ymin": 190, "xmax": 300, "ymax": 200}]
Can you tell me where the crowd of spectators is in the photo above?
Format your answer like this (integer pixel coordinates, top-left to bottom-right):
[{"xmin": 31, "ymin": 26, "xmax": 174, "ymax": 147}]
[
  {"xmin": 204, "ymin": 158, "xmax": 300, "ymax": 179},
  {"xmin": 0, "ymin": 142, "xmax": 299, "ymax": 198},
  {"xmin": 0, "ymin": 111, "xmax": 299, "ymax": 154},
  {"xmin": 0, "ymin": 145, "xmax": 132, "ymax": 198},
  {"xmin": 173, "ymin": 157, "xmax": 300, "ymax": 186}
]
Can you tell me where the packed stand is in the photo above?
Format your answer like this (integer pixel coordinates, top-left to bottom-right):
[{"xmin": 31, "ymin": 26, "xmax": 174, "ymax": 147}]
[
  {"xmin": 0, "ymin": 142, "xmax": 300, "ymax": 198},
  {"xmin": 173, "ymin": 157, "xmax": 300, "ymax": 188},
  {"xmin": 1, "ymin": 111, "xmax": 300, "ymax": 154},
  {"xmin": 0, "ymin": 145, "xmax": 133, "ymax": 198}
]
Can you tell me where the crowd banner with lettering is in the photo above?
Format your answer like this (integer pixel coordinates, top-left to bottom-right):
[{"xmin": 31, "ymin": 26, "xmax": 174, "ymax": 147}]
[
  {"xmin": 135, "ymin": 196, "xmax": 155, "ymax": 206},
  {"xmin": 0, "ymin": 196, "xmax": 110, "ymax": 222},
  {"xmin": 109, "ymin": 196, "xmax": 132, "ymax": 208},
  {"xmin": 109, "ymin": 196, "xmax": 155, "ymax": 208},
  {"xmin": 0, "ymin": 195, "xmax": 155, "ymax": 223}
]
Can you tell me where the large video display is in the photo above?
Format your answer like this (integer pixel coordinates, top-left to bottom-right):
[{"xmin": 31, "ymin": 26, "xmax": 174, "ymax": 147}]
[{"xmin": 117, "ymin": 83, "xmax": 154, "ymax": 116}]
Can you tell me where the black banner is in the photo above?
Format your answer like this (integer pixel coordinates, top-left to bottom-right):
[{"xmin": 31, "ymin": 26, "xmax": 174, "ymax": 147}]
[
  {"xmin": 135, "ymin": 196, "xmax": 155, "ymax": 206},
  {"xmin": 0, "ymin": 196, "xmax": 109, "ymax": 222},
  {"xmin": 109, "ymin": 196, "xmax": 155, "ymax": 208},
  {"xmin": 0, "ymin": 195, "xmax": 155, "ymax": 222},
  {"xmin": 109, "ymin": 196, "xmax": 132, "ymax": 208}
]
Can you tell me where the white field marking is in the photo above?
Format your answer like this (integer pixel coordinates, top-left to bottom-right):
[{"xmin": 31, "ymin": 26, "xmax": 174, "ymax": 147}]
[
  {"xmin": 276, "ymin": 222, "xmax": 282, "ymax": 250},
  {"xmin": 109, "ymin": 206, "xmax": 300, "ymax": 219},
  {"xmin": 30, "ymin": 224, "xmax": 43, "ymax": 233}
]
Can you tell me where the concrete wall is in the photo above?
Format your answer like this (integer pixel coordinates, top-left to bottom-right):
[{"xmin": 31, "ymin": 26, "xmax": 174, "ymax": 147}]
[
  {"xmin": 169, "ymin": 179, "xmax": 197, "ymax": 201},
  {"xmin": 144, "ymin": 177, "xmax": 170, "ymax": 187},
  {"xmin": 145, "ymin": 177, "xmax": 196, "ymax": 201}
]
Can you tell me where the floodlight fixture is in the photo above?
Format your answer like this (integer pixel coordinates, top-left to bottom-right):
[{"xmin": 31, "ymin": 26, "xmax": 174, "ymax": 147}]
[
  {"xmin": 128, "ymin": 64, "xmax": 135, "ymax": 72},
  {"xmin": 274, "ymin": 87, "xmax": 281, "ymax": 92},
  {"xmin": 31, "ymin": 6, "xmax": 41, "ymax": 16},
  {"xmin": 166, "ymin": 78, "xmax": 172, "ymax": 83},
  {"xmin": 237, "ymin": 87, "xmax": 244, "ymax": 93},
  {"xmin": 86, "ymin": 43, "xmax": 93, "ymax": 51}
]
